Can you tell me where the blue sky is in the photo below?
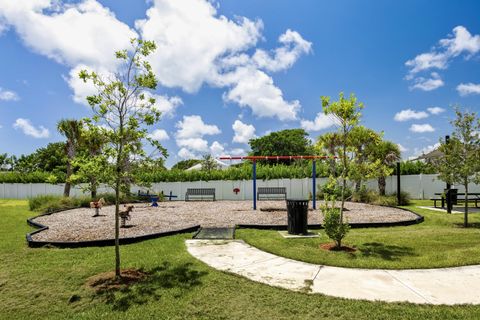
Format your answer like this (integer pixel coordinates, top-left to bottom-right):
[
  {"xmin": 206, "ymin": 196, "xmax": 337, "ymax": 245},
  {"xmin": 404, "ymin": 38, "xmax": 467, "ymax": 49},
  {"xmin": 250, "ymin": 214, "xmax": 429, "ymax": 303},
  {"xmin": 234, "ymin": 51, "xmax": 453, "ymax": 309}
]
[{"xmin": 0, "ymin": 0, "xmax": 479, "ymax": 167}]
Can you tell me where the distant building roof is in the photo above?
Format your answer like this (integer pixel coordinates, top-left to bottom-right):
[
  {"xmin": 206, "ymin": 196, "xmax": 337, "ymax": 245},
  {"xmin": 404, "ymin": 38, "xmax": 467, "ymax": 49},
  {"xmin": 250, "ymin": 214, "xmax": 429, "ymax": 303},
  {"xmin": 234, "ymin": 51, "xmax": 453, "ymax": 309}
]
[
  {"xmin": 186, "ymin": 159, "xmax": 230, "ymax": 171},
  {"xmin": 412, "ymin": 148, "xmax": 443, "ymax": 162}
]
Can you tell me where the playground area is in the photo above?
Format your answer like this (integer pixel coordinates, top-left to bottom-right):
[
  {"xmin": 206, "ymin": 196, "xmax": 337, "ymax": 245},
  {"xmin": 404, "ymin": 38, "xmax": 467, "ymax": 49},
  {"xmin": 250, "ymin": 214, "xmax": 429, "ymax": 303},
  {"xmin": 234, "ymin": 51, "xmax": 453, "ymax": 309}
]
[{"xmin": 29, "ymin": 200, "xmax": 419, "ymax": 243}]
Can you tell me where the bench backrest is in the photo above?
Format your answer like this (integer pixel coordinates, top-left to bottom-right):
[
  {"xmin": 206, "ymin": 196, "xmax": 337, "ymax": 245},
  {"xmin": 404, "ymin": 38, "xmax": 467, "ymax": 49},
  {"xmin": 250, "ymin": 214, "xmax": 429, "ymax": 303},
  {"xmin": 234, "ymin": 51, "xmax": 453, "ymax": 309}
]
[
  {"xmin": 257, "ymin": 187, "xmax": 286, "ymax": 194},
  {"xmin": 186, "ymin": 188, "xmax": 216, "ymax": 195}
]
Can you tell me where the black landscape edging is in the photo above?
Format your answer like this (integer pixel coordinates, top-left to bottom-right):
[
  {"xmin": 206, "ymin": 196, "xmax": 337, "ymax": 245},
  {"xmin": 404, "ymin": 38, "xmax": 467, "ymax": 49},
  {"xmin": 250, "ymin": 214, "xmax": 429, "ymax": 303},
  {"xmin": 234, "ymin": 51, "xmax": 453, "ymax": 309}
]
[
  {"xmin": 237, "ymin": 207, "xmax": 424, "ymax": 230},
  {"xmin": 26, "ymin": 209, "xmax": 200, "ymax": 248}
]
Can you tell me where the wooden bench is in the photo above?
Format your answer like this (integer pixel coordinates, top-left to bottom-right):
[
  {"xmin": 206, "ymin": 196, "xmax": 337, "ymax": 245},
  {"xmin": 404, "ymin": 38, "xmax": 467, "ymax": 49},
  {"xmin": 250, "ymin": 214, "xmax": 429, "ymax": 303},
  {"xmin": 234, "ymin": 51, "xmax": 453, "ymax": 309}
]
[
  {"xmin": 257, "ymin": 187, "xmax": 287, "ymax": 200},
  {"xmin": 185, "ymin": 188, "xmax": 216, "ymax": 201}
]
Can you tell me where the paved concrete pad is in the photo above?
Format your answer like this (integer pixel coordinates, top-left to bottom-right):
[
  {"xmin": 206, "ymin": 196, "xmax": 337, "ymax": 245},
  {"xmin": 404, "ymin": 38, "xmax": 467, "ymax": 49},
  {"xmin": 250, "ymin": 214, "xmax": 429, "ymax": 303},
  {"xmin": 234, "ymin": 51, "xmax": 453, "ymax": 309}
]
[{"xmin": 186, "ymin": 239, "xmax": 480, "ymax": 305}]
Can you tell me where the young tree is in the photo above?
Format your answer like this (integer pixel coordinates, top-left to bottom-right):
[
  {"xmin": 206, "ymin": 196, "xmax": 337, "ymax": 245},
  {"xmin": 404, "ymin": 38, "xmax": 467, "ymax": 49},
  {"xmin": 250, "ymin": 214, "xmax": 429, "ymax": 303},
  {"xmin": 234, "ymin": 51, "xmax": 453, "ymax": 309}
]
[
  {"xmin": 79, "ymin": 38, "xmax": 166, "ymax": 278},
  {"xmin": 171, "ymin": 159, "xmax": 202, "ymax": 171},
  {"xmin": 436, "ymin": 109, "xmax": 480, "ymax": 227},
  {"xmin": 57, "ymin": 119, "xmax": 83, "ymax": 197},
  {"xmin": 201, "ymin": 154, "xmax": 218, "ymax": 172},
  {"xmin": 321, "ymin": 92, "xmax": 363, "ymax": 220}
]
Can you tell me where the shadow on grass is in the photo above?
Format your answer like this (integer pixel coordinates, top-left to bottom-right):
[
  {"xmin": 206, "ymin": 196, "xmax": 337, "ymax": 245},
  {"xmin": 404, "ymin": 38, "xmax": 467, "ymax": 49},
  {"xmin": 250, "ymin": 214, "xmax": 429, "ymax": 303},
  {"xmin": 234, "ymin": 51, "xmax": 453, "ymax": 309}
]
[
  {"xmin": 453, "ymin": 222, "xmax": 480, "ymax": 229},
  {"xmin": 358, "ymin": 242, "xmax": 417, "ymax": 261},
  {"xmin": 96, "ymin": 262, "xmax": 207, "ymax": 311}
]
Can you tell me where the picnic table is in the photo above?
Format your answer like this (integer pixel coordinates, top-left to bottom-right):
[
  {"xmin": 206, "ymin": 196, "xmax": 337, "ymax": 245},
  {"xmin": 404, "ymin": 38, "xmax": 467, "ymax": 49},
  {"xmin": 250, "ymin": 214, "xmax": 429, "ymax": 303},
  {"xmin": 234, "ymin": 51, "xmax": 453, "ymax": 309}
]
[{"xmin": 432, "ymin": 192, "xmax": 480, "ymax": 208}]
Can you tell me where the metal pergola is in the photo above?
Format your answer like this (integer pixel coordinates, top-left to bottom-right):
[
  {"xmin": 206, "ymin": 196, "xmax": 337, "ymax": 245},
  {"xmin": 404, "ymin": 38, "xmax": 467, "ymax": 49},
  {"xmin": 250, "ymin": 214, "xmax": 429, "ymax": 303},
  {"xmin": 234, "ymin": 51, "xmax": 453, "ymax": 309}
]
[{"xmin": 218, "ymin": 155, "xmax": 335, "ymax": 210}]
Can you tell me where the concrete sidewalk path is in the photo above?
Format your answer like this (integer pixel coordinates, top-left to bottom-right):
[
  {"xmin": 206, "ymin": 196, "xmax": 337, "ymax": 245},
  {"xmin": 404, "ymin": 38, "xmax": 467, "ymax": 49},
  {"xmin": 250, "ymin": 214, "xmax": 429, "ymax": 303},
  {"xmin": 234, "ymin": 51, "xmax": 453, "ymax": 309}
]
[{"xmin": 186, "ymin": 239, "xmax": 480, "ymax": 305}]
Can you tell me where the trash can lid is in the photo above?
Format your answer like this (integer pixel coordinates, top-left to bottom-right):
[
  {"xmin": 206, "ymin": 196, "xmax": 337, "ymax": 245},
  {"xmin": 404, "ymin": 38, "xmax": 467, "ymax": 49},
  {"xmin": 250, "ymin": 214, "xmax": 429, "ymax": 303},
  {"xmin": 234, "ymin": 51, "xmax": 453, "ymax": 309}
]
[{"xmin": 286, "ymin": 198, "xmax": 309, "ymax": 202}]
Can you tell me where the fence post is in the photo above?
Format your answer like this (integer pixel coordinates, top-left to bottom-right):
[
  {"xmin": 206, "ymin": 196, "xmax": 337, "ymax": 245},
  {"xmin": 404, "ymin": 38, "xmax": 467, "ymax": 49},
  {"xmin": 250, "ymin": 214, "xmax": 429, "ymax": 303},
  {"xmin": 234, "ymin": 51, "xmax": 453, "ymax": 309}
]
[{"xmin": 396, "ymin": 162, "xmax": 401, "ymax": 205}]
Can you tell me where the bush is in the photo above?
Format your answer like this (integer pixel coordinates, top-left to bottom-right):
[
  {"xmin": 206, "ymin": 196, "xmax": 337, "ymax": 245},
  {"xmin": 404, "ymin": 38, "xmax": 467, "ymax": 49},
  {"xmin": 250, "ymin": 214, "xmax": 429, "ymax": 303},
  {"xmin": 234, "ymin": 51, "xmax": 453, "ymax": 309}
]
[
  {"xmin": 351, "ymin": 186, "xmax": 378, "ymax": 203},
  {"xmin": 372, "ymin": 195, "xmax": 397, "ymax": 207},
  {"xmin": 322, "ymin": 207, "xmax": 350, "ymax": 248},
  {"xmin": 391, "ymin": 191, "xmax": 411, "ymax": 206}
]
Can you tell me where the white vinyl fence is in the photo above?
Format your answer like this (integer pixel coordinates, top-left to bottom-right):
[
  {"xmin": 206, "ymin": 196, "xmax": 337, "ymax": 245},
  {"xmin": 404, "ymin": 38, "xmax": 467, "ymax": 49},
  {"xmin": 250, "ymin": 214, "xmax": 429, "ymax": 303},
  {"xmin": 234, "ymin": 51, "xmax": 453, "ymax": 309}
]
[{"xmin": 2, "ymin": 174, "xmax": 480, "ymax": 200}]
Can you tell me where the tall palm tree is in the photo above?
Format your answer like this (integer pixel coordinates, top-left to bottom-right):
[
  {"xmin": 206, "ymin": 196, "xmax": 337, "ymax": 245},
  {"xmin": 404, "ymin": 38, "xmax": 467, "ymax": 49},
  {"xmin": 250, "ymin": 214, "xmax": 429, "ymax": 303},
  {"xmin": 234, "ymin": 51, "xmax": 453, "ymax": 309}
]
[
  {"xmin": 80, "ymin": 128, "xmax": 105, "ymax": 198},
  {"xmin": 316, "ymin": 132, "xmax": 341, "ymax": 177},
  {"xmin": 349, "ymin": 126, "xmax": 381, "ymax": 192},
  {"xmin": 57, "ymin": 119, "xmax": 82, "ymax": 197},
  {"xmin": 371, "ymin": 140, "xmax": 401, "ymax": 195}
]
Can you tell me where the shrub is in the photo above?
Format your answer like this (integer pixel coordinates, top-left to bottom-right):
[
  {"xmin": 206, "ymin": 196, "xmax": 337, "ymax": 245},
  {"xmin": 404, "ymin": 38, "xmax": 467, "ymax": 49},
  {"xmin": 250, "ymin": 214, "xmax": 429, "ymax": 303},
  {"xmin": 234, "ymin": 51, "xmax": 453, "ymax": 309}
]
[
  {"xmin": 391, "ymin": 191, "xmax": 411, "ymax": 206},
  {"xmin": 351, "ymin": 185, "xmax": 378, "ymax": 203},
  {"xmin": 322, "ymin": 207, "xmax": 350, "ymax": 248}
]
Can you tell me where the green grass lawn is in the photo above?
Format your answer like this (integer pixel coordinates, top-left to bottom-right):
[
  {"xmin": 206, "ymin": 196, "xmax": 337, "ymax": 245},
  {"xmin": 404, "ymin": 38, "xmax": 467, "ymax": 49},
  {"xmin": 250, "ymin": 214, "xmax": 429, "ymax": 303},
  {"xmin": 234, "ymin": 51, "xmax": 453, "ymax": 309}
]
[
  {"xmin": 236, "ymin": 200, "xmax": 480, "ymax": 269},
  {"xmin": 2, "ymin": 199, "xmax": 480, "ymax": 319}
]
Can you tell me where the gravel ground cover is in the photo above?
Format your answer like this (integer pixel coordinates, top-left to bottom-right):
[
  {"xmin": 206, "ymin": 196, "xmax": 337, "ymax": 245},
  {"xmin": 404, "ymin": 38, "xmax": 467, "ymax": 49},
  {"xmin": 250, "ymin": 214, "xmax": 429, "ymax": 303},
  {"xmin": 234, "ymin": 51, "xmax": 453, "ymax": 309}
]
[{"xmin": 31, "ymin": 200, "xmax": 418, "ymax": 242}]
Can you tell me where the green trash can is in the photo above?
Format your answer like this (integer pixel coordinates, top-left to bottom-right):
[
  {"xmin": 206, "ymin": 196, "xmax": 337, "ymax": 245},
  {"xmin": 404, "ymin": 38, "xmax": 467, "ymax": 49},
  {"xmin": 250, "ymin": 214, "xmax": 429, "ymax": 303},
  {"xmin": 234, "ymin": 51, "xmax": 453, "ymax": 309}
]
[{"xmin": 286, "ymin": 199, "xmax": 309, "ymax": 235}]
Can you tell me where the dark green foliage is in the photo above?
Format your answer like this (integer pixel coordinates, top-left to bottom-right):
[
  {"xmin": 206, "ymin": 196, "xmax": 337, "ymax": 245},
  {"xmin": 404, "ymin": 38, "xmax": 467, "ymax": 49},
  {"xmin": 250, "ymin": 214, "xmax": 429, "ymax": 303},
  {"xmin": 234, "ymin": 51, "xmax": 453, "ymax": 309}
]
[
  {"xmin": 351, "ymin": 188, "xmax": 410, "ymax": 206},
  {"xmin": 0, "ymin": 171, "xmax": 59, "ymax": 183},
  {"xmin": 28, "ymin": 193, "xmax": 142, "ymax": 213},
  {"xmin": 393, "ymin": 161, "xmax": 437, "ymax": 175},
  {"xmin": 322, "ymin": 207, "xmax": 350, "ymax": 248},
  {"xmin": 249, "ymin": 129, "xmax": 313, "ymax": 164},
  {"xmin": 171, "ymin": 159, "xmax": 201, "ymax": 170}
]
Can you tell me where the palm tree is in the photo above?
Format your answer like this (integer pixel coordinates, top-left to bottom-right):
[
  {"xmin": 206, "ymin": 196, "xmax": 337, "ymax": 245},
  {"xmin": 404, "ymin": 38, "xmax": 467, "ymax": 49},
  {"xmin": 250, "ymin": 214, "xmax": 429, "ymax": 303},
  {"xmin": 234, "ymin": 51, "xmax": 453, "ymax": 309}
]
[
  {"xmin": 371, "ymin": 140, "xmax": 401, "ymax": 195},
  {"xmin": 316, "ymin": 132, "xmax": 341, "ymax": 177},
  {"xmin": 349, "ymin": 126, "xmax": 381, "ymax": 192},
  {"xmin": 80, "ymin": 128, "xmax": 105, "ymax": 198},
  {"xmin": 57, "ymin": 119, "xmax": 82, "ymax": 197},
  {"xmin": 201, "ymin": 154, "xmax": 218, "ymax": 172}
]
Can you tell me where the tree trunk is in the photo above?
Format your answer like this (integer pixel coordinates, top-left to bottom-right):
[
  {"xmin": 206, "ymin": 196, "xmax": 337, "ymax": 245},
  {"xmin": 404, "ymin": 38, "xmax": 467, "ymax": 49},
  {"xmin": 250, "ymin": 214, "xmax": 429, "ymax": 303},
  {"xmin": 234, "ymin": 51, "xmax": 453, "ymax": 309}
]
[
  {"xmin": 378, "ymin": 176, "xmax": 386, "ymax": 196},
  {"xmin": 115, "ymin": 174, "xmax": 121, "ymax": 278},
  {"xmin": 355, "ymin": 180, "xmax": 361, "ymax": 192},
  {"xmin": 63, "ymin": 161, "xmax": 72, "ymax": 197},
  {"xmin": 90, "ymin": 176, "xmax": 97, "ymax": 199},
  {"xmin": 464, "ymin": 182, "xmax": 469, "ymax": 228},
  {"xmin": 340, "ymin": 136, "xmax": 347, "ymax": 223},
  {"xmin": 63, "ymin": 142, "xmax": 75, "ymax": 197}
]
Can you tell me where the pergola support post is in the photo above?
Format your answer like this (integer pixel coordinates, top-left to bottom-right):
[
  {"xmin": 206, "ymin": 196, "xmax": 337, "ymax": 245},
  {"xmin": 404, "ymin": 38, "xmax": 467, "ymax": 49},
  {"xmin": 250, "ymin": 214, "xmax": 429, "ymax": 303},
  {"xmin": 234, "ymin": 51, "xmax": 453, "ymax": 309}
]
[
  {"xmin": 312, "ymin": 160, "xmax": 317, "ymax": 210},
  {"xmin": 253, "ymin": 160, "xmax": 257, "ymax": 210}
]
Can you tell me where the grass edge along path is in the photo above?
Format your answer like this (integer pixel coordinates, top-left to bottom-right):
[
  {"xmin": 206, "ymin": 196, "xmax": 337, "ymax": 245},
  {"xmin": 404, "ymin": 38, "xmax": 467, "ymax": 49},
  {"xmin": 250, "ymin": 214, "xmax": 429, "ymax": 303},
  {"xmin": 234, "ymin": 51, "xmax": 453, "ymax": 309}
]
[
  {"xmin": 0, "ymin": 199, "xmax": 480, "ymax": 319},
  {"xmin": 236, "ymin": 200, "xmax": 480, "ymax": 270}
]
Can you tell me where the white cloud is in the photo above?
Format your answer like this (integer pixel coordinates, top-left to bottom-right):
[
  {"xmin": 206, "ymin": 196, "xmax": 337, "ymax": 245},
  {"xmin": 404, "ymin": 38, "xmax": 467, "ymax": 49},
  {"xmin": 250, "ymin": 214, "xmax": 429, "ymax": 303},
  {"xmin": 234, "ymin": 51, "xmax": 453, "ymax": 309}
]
[
  {"xmin": 176, "ymin": 137, "xmax": 209, "ymax": 152},
  {"xmin": 405, "ymin": 52, "xmax": 448, "ymax": 76},
  {"xmin": 300, "ymin": 112, "xmax": 338, "ymax": 131},
  {"xmin": 252, "ymin": 29, "xmax": 312, "ymax": 72},
  {"xmin": 136, "ymin": 0, "xmax": 309, "ymax": 121},
  {"xmin": 0, "ymin": 87, "xmax": 19, "ymax": 101},
  {"xmin": 147, "ymin": 129, "xmax": 169, "ymax": 141},
  {"xmin": 209, "ymin": 141, "xmax": 225, "ymax": 157},
  {"xmin": 3, "ymin": 0, "xmax": 310, "ymax": 120},
  {"xmin": 410, "ymin": 72, "xmax": 444, "ymax": 91},
  {"xmin": 152, "ymin": 94, "xmax": 183, "ymax": 118},
  {"xmin": 13, "ymin": 118, "xmax": 50, "ymax": 138},
  {"xmin": 232, "ymin": 120, "xmax": 256, "ymax": 144},
  {"xmin": 397, "ymin": 144, "xmax": 408, "ymax": 153},
  {"xmin": 175, "ymin": 115, "xmax": 220, "ymax": 156},
  {"xmin": 394, "ymin": 109, "xmax": 429, "ymax": 122},
  {"xmin": 178, "ymin": 147, "xmax": 197, "ymax": 160},
  {"xmin": 405, "ymin": 26, "xmax": 480, "ymax": 90},
  {"xmin": 456, "ymin": 83, "xmax": 480, "ymax": 96},
  {"xmin": 136, "ymin": 0, "xmax": 262, "ymax": 93},
  {"xmin": 221, "ymin": 66, "xmax": 300, "ymax": 120},
  {"xmin": 427, "ymin": 106, "xmax": 446, "ymax": 115},
  {"xmin": 0, "ymin": 0, "xmax": 137, "ymax": 69},
  {"xmin": 409, "ymin": 123, "xmax": 435, "ymax": 133},
  {"xmin": 175, "ymin": 115, "xmax": 220, "ymax": 139}
]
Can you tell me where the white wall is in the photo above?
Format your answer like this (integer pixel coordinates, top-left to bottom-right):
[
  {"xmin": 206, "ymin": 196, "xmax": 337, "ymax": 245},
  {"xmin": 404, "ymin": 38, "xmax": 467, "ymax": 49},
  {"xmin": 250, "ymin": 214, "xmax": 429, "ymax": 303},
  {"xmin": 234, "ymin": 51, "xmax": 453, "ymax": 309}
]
[{"xmin": 1, "ymin": 174, "xmax": 479, "ymax": 199}]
